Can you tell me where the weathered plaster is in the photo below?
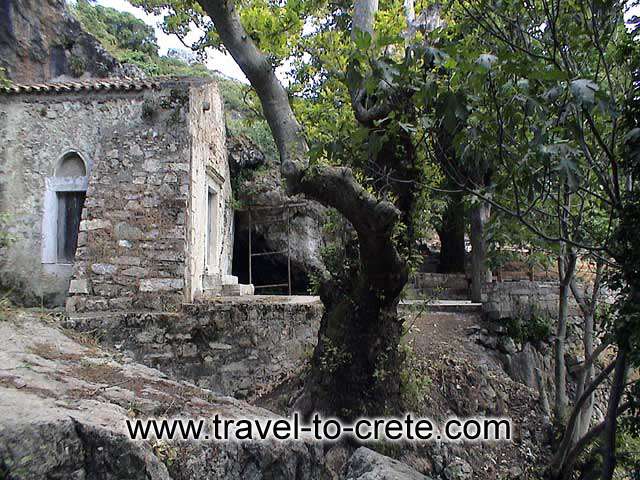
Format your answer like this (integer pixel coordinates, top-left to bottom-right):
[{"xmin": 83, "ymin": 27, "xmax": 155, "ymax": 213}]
[
  {"xmin": 185, "ymin": 82, "xmax": 234, "ymax": 302},
  {"xmin": 0, "ymin": 79, "xmax": 234, "ymax": 308}
]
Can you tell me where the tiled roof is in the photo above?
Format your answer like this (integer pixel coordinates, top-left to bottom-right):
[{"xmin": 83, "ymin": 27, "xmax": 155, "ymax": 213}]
[{"xmin": 0, "ymin": 78, "xmax": 163, "ymax": 95}]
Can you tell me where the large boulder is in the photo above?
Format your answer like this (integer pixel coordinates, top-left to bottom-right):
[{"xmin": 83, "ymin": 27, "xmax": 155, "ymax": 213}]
[
  {"xmin": 0, "ymin": 312, "xmax": 325, "ymax": 479},
  {"xmin": 344, "ymin": 447, "xmax": 434, "ymax": 480},
  {"xmin": 0, "ymin": 0, "xmax": 141, "ymax": 82}
]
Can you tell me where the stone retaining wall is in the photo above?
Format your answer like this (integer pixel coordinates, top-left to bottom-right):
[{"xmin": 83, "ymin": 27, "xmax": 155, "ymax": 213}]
[
  {"xmin": 409, "ymin": 273, "xmax": 470, "ymax": 300},
  {"xmin": 482, "ymin": 280, "xmax": 579, "ymax": 320},
  {"xmin": 64, "ymin": 296, "xmax": 323, "ymax": 398}
]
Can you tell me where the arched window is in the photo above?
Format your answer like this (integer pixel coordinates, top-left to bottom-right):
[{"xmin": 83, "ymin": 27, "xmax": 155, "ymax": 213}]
[
  {"xmin": 56, "ymin": 152, "xmax": 87, "ymax": 177},
  {"xmin": 42, "ymin": 151, "xmax": 88, "ymax": 265}
]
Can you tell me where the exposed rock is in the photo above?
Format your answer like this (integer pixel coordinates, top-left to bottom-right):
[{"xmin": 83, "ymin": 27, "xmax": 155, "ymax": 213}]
[
  {"xmin": 344, "ymin": 447, "xmax": 433, "ymax": 480},
  {"xmin": 497, "ymin": 336, "xmax": 517, "ymax": 355},
  {"xmin": 443, "ymin": 458, "xmax": 472, "ymax": 480},
  {"xmin": 403, "ymin": 310, "xmax": 553, "ymax": 479},
  {"xmin": 503, "ymin": 343, "xmax": 545, "ymax": 388},
  {"xmin": 0, "ymin": 311, "xmax": 326, "ymax": 479},
  {"xmin": 227, "ymin": 134, "xmax": 266, "ymax": 175},
  {"xmin": 0, "ymin": 0, "xmax": 143, "ymax": 83},
  {"xmin": 231, "ymin": 147, "xmax": 332, "ymax": 290},
  {"xmin": 0, "ymin": 417, "xmax": 171, "ymax": 480}
]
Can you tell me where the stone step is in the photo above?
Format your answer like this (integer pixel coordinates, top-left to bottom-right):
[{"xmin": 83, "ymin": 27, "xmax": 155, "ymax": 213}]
[
  {"xmin": 203, "ymin": 274, "xmax": 239, "ymax": 290},
  {"xmin": 399, "ymin": 299, "xmax": 482, "ymax": 314},
  {"xmin": 416, "ymin": 289, "xmax": 471, "ymax": 300},
  {"xmin": 222, "ymin": 275, "xmax": 239, "ymax": 285},
  {"xmin": 409, "ymin": 273, "xmax": 472, "ymax": 301},
  {"xmin": 220, "ymin": 283, "xmax": 254, "ymax": 296}
]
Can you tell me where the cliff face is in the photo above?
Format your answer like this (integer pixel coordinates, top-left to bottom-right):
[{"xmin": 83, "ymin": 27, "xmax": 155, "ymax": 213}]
[{"xmin": 0, "ymin": 0, "xmax": 126, "ymax": 82}]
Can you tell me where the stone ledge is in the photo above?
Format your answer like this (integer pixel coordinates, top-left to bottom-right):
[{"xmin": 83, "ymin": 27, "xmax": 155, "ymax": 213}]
[
  {"xmin": 65, "ymin": 297, "xmax": 323, "ymax": 398},
  {"xmin": 188, "ymin": 294, "xmax": 322, "ymax": 307}
]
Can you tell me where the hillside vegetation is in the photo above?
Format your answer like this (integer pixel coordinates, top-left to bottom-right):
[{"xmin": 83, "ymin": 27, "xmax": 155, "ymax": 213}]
[
  {"xmin": 70, "ymin": 0, "xmax": 277, "ymax": 162},
  {"xmin": 71, "ymin": 0, "xmax": 209, "ymax": 78}
]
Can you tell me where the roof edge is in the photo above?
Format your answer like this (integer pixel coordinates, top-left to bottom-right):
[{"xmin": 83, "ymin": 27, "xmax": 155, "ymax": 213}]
[{"xmin": 0, "ymin": 76, "xmax": 217, "ymax": 96}]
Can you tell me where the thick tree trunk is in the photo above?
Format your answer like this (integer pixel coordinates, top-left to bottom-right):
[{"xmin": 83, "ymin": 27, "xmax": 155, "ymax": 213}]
[
  {"xmin": 470, "ymin": 200, "xmax": 491, "ymax": 302},
  {"xmin": 295, "ymin": 257, "xmax": 407, "ymax": 418},
  {"xmin": 438, "ymin": 193, "xmax": 466, "ymax": 273},
  {"xmin": 295, "ymin": 135, "xmax": 416, "ymax": 418},
  {"xmin": 200, "ymin": 0, "xmax": 414, "ymax": 420}
]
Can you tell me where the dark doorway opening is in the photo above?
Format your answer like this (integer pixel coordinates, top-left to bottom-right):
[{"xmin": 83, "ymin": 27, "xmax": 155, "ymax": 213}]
[
  {"xmin": 57, "ymin": 191, "xmax": 85, "ymax": 263},
  {"xmin": 232, "ymin": 211, "xmax": 310, "ymax": 295}
]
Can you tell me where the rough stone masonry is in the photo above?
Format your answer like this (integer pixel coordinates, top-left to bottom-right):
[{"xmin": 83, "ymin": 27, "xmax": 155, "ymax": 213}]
[
  {"xmin": 0, "ymin": 77, "xmax": 322, "ymax": 396},
  {"xmin": 0, "ymin": 78, "xmax": 234, "ymax": 309}
]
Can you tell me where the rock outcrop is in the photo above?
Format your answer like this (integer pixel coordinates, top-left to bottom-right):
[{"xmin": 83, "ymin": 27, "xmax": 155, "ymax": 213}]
[
  {"xmin": 0, "ymin": 311, "xmax": 325, "ymax": 479},
  {"xmin": 344, "ymin": 447, "xmax": 434, "ymax": 480},
  {"xmin": 230, "ymin": 138, "xmax": 331, "ymax": 292},
  {"xmin": 0, "ymin": 0, "xmax": 139, "ymax": 82}
]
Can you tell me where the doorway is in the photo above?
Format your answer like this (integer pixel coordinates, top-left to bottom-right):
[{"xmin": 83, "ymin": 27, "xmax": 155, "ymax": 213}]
[
  {"xmin": 56, "ymin": 191, "xmax": 85, "ymax": 263},
  {"xmin": 205, "ymin": 188, "xmax": 218, "ymax": 274}
]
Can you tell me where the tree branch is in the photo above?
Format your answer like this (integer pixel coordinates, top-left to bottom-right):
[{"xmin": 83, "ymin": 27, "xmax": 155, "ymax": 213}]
[
  {"xmin": 550, "ymin": 358, "xmax": 617, "ymax": 474},
  {"xmin": 200, "ymin": 0, "xmax": 307, "ymax": 182},
  {"xmin": 199, "ymin": 0, "xmax": 404, "ymax": 291}
]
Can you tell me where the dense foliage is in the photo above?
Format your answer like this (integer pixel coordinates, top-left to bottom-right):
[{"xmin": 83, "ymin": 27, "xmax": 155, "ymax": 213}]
[
  {"xmin": 122, "ymin": 0, "xmax": 638, "ymax": 475},
  {"xmin": 71, "ymin": 0, "xmax": 211, "ymax": 76}
]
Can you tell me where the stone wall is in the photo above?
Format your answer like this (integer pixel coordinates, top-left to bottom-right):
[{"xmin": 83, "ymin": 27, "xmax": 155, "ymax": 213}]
[
  {"xmin": 0, "ymin": 79, "xmax": 233, "ymax": 308},
  {"xmin": 482, "ymin": 280, "xmax": 579, "ymax": 321},
  {"xmin": 64, "ymin": 296, "xmax": 323, "ymax": 398},
  {"xmin": 0, "ymin": 87, "xmax": 152, "ymax": 305},
  {"xmin": 409, "ymin": 272, "xmax": 470, "ymax": 300},
  {"xmin": 477, "ymin": 280, "xmax": 600, "ymax": 406},
  {"xmin": 69, "ymin": 85, "xmax": 193, "ymax": 312},
  {"xmin": 185, "ymin": 81, "xmax": 234, "ymax": 301}
]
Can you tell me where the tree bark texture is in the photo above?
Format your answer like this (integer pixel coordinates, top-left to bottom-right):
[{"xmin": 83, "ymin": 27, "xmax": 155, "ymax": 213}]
[
  {"xmin": 200, "ymin": 0, "xmax": 411, "ymax": 418},
  {"xmin": 470, "ymin": 200, "xmax": 491, "ymax": 302}
]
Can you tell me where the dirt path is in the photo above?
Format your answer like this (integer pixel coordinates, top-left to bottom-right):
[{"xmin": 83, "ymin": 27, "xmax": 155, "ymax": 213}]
[{"xmin": 400, "ymin": 308, "xmax": 552, "ymax": 479}]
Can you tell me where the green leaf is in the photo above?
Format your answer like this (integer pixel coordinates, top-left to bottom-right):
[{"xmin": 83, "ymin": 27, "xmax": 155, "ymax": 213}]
[
  {"xmin": 570, "ymin": 79, "xmax": 599, "ymax": 108},
  {"xmin": 476, "ymin": 53, "xmax": 498, "ymax": 70},
  {"xmin": 353, "ymin": 30, "xmax": 372, "ymax": 51},
  {"xmin": 558, "ymin": 155, "xmax": 580, "ymax": 190},
  {"xmin": 542, "ymin": 86, "xmax": 562, "ymax": 103},
  {"xmin": 624, "ymin": 128, "xmax": 640, "ymax": 144},
  {"xmin": 345, "ymin": 61, "xmax": 363, "ymax": 90}
]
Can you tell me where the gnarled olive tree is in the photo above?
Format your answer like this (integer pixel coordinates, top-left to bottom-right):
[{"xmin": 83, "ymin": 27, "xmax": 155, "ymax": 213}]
[{"xmin": 198, "ymin": 0, "xmax": 418, "ymax": 418}]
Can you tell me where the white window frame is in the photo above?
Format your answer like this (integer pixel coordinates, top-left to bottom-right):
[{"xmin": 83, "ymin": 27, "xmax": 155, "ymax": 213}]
[{"xmin": 42, "ymin": 151, "xmax": 89, "ymax": 265}]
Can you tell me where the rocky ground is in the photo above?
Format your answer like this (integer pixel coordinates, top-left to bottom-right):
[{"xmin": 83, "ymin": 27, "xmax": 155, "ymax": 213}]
[
  {"xmin": 0, "ymin": 304, "xmax": 555, "ymax": 480},
  {"xmin": 0, "ymin": 309, "xmax": 327, "ymax": 479},
  {"xmin": 401, "ymin": 307, "xmax": 553, "ymax": 479},
  {"xmin": 0, "ymin": 308, "xmax": 440, "ymax": 479},
  {"xmin": 257, "ymin": 305, "xmax": 554, "ymax": 480}
]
